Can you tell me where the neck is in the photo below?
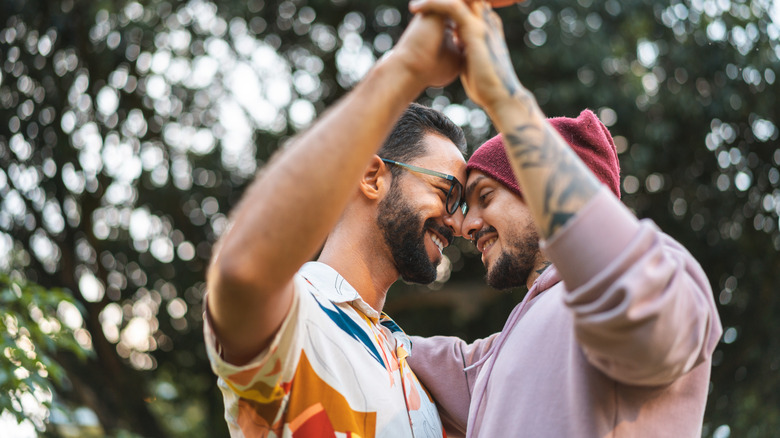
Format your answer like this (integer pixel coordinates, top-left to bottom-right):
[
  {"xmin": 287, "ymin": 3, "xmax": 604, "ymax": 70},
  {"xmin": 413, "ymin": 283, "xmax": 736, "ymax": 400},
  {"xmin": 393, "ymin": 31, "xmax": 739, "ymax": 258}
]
[
  {"xmin": 317, "ymin": 223, "xmax": 399, "ymax": 312},
  {"xmin": 525, "ymin": 254, "xmax": 553, "ymax": 290}
]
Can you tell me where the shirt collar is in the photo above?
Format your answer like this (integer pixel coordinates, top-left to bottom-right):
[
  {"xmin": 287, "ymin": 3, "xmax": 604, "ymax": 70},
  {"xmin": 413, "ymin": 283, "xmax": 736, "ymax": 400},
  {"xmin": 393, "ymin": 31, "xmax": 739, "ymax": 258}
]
[
  {"xmin": 526, "ymin": 264, "xmax": 562, "ymax": 302},
  {"xmin": 299, "ymin": 261, "xmax": 381, "ymax": 320},
  {"xmin": 535, "ymin": 264, "xmax": 561, "ymax": 293}
]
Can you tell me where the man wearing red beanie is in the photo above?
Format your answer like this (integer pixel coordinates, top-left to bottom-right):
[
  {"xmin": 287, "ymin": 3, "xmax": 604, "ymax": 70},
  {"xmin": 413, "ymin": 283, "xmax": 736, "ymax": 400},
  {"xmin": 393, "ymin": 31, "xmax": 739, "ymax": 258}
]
[{"xmin": 407, "ymin": 1, "xmax": 723, "ymax": 437}]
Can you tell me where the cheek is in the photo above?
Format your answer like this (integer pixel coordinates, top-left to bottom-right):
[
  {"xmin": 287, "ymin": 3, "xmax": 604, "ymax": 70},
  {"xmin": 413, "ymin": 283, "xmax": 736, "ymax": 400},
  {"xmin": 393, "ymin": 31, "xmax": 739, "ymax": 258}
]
[
  {"xmin": 420, "ymin": 192, "xmax": 446, "ymax": 215},
  {"xmin": 483, "ymin": 206, "xmax": 504, "ymax": 230},
  {"xmin": 499, "ymin": 199, "xmax": 535, "ymax": 229},
  {"xmin": 403, "ymin": 182, "xmax": 436, "ymax": 207}
]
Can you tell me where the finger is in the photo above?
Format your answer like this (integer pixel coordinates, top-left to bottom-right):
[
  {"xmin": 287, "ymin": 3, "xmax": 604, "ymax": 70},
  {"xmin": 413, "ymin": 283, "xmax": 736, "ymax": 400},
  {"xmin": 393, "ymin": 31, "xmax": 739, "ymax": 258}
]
[
  {"xmin": 441, "ymin": 23, "xmax": 465, "ymax": 58},
  {"xmin": 411, "ymin": 0, "xmax": 490, "ymax": 49}
]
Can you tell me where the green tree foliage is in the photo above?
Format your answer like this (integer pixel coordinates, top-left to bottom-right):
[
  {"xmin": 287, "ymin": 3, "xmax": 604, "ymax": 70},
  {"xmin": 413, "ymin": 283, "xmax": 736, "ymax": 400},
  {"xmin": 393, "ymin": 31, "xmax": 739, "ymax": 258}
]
[
  {"xmin": 0, "ymin": 0, "xmax": 778, "ymax": 436},
  {"xmin": 0, "ymin": 274, "xmax": 90, "ymax": 432}
]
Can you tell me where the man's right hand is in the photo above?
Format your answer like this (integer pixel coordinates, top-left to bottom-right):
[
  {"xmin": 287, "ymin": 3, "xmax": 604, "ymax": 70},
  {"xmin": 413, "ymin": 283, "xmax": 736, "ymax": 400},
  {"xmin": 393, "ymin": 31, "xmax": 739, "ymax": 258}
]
[{"xmin": 388, "ymin": 12, "xmax": 462, "ymax": 90}]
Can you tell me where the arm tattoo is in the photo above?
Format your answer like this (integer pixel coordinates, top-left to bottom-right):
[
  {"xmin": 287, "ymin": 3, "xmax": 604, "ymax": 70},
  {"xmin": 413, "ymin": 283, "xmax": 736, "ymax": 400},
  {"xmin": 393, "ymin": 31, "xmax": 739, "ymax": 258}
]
[
  {"xmin": 483, "ymin": 9, "xmax": 522, "ymax": 97},
  {"xmin": 480, "ymin": 7, "xmax": 599, "ymax": 236},
  {"xmin": 504, "ymin": 123, "xmax": 599, "ymax": 237}
]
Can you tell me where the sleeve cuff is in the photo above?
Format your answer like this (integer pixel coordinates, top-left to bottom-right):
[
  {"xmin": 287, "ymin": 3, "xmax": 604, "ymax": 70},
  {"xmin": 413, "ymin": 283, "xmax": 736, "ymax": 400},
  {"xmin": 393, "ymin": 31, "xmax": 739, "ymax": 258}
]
[
  {"xmin": 203, "ymin": 279, "xmax": 303, "ymax": 380},
  {"xmin": 541, "ymin": 188, "xmax": 641, "ymax": 290}
]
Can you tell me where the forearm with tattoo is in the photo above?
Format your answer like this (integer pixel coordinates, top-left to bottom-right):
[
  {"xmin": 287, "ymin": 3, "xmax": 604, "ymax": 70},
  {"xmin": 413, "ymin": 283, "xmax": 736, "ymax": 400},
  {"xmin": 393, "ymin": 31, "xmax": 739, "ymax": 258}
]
[
  {"xmin": 484, "ymin": 9, "xmax": 521, "ymax": 97},
  {"xmin": 479, "ymin": 5, "xmax": 600, "ymax": 237},
  {"xmin": 504, "ymin": 124, "xmax": 599, "ymax": 237},
  {"xmin": 479, "ymin": 7, "xmax": 600, "ymax": 237}
]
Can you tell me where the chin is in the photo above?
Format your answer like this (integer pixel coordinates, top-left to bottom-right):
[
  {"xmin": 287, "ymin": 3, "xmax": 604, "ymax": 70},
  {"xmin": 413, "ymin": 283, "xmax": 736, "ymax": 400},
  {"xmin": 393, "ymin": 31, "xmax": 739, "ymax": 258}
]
[
  {"xmin": 485, "ymin": 252, "xmax": 529, "ymax": 290},
  {"xmin": 400, "ymin": 268, "xmax": 436, "ymax": 285}
]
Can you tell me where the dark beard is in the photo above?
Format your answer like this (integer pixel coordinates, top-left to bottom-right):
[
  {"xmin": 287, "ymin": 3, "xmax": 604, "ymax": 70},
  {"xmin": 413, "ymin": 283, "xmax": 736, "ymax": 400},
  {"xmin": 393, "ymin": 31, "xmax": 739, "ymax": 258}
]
[
  {"xmin": 486, "ymin": 225, "xmax": 540, "ymax": 290},
  {"xmin": 377, "ymin": 183, "xmax": 453, "ymax": 284}
]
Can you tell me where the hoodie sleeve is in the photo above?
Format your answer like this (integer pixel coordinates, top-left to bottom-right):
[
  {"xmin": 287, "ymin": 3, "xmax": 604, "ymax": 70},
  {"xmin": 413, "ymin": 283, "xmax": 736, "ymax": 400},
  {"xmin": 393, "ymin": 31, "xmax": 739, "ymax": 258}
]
[
  {"xmin": 407, "ymin": 334, "xmax": 498, "ymax": 437},
  {"xmin": 542, "ymin": 188, "xmax": 722, "ymax": 386}
]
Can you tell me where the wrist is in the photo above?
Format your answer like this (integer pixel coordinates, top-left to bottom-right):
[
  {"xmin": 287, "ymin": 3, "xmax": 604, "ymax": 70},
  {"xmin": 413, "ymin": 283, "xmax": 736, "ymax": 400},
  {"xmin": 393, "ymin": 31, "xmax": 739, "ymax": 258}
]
[{"xmin": 368, "ymin": 52, "xmax": 429, "ymax": 102}]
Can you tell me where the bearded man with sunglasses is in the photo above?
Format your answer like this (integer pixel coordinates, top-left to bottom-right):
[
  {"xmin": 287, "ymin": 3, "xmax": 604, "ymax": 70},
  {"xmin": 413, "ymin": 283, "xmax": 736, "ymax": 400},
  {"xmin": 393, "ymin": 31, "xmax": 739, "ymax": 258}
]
[{"xmin": 202, "ymin": 11, "xmax": 470, "ymax": 438}]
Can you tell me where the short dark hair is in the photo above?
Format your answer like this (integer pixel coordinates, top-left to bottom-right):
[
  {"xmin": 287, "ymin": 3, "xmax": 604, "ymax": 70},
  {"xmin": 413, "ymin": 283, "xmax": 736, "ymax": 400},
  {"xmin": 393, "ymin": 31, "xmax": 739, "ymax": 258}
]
[{"xmin": 378, "ymin": 103, "xmax": 466, "ymax": 177}]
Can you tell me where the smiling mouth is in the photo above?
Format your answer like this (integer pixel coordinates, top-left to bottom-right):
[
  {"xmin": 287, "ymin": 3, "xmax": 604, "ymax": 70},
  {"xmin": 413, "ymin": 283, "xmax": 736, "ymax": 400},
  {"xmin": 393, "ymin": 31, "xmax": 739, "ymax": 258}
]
[
  {"xmin": 480, "ymin": 237, "xmax": 497, "ymax": 253},
  {"xmin": 476, "ymin": 236, "xmax": 498, "ymax": 254},
  {"xmin": 472, "ymin": 226, "xmax": 498, "ymax": 253},
  {"xmin": 429, "ymin": 231, "xmax": 445, "ymax": 253}
]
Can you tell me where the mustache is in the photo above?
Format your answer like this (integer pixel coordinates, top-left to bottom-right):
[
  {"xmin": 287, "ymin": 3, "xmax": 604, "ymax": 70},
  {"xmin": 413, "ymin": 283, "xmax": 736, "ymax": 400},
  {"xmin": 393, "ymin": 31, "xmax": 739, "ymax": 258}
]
[
  {"xmin": 471, "ymin": 226, "xmax": 497, "ymax": 244},
  {"xmin": 424, "ymin": 218, "xmax": 454, "ymax": 246}
]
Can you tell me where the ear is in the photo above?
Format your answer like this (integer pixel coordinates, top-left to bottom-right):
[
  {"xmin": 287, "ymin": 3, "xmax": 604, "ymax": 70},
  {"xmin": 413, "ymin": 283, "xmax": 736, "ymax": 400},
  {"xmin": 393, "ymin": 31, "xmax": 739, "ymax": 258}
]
[{"xmin": 359, "ymin": 155, "xmax": 391, "ymax": 201}]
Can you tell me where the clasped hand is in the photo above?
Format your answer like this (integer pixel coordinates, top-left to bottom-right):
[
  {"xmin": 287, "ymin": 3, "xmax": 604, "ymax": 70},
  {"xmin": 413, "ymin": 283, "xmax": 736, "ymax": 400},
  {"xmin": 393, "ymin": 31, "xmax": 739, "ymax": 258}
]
[{"xmin": 393, "ymin": 0, "xmax": 525, "ymax": 114}]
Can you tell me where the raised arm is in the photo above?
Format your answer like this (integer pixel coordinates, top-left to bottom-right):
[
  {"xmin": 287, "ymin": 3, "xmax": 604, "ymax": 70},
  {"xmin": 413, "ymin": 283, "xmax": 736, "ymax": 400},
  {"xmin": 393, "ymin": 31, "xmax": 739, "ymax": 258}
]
[
  {"xmin": 411, "ymin": 0, "xmax": 721, "ymax": 384},
  {"xmin": 207, "ymin": 13, "xmax": 461, "ymax": 365},
  {"xmin": 410, "ymin": 0, "xmax": 600, "ymax": 238}
]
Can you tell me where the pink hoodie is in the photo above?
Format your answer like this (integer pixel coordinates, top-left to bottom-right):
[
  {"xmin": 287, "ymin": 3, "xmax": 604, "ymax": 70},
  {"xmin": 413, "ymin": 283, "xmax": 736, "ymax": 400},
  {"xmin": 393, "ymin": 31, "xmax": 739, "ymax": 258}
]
[{"xmin": 408, "ymin": 190, "xmax": 722, "ymax": 437}]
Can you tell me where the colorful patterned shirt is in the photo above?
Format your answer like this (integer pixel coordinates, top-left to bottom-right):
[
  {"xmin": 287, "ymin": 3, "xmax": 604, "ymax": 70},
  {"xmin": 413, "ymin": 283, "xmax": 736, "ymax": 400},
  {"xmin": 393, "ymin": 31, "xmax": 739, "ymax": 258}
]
[{"xmin": 204, "ymin": 262, "xmax": 444, "ymax": 438}]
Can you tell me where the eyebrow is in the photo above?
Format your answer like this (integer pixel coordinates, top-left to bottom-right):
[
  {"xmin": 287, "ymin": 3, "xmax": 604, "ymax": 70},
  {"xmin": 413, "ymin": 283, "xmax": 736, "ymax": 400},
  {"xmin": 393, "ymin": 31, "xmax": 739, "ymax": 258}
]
[{"xmin": 465, "ymin": 175, "xmax": 488, "ymax": 200}]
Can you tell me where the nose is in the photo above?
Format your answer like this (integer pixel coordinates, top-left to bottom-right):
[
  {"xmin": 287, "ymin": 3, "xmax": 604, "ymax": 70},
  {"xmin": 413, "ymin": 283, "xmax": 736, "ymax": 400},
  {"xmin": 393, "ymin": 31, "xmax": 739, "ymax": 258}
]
[
  {"xmin": 443, "ymin": 208, "xmax": 464, "ymax": 238},
  {"xmin": 461, "ymin": 209, "xmax": 482, "ymax": 241}
]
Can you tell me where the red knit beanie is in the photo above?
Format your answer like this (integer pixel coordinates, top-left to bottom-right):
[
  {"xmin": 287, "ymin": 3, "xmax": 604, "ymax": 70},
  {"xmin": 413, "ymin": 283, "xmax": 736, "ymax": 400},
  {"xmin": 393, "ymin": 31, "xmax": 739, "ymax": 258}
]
[{"xmin": 467, "ymin": 109, "xmax": 621, "ymax": 199}]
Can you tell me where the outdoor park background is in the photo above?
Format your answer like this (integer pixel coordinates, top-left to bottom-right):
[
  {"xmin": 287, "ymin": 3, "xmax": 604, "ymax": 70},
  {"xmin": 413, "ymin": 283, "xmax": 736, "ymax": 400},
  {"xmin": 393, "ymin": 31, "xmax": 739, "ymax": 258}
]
[{"xmin": 1, "ymin": 0, "xmax": 779, "ymax": 436}]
